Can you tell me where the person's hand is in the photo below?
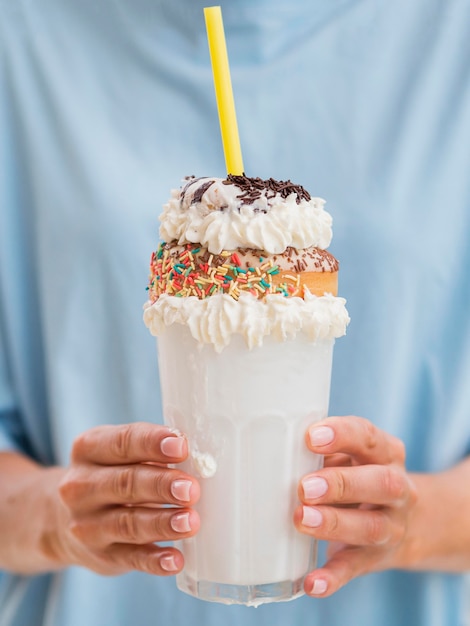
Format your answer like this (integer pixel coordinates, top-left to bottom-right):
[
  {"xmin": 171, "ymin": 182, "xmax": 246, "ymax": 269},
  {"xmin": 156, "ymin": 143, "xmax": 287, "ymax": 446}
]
[
  {"xmin": 57, "ymin": 422, "xmax": 200, "ymax": 576},
  {"xmin": 295, "ymin": 416, "xmax": 417, "ymax": 597}
]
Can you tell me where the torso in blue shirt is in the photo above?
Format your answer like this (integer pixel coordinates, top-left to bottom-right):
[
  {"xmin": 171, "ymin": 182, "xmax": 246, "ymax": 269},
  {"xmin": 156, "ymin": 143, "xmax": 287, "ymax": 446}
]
[{"xmin": 1, "ymin": 1, "xmax": 469, "ymax": 625}]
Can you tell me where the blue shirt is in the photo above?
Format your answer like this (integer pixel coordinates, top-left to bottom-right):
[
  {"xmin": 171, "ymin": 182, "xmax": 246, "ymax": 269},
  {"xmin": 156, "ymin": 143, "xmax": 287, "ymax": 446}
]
[{"xmin": 1, "ymin": 1, "xmax": 470, "ymax": 625}]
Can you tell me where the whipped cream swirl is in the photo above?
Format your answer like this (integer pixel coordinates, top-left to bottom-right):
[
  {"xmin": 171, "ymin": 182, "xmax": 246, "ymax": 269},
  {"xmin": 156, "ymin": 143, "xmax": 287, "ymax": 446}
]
[
  {"xmin": 144, "ymin": 291, "xmax": 349, "ymax": 353},
  {"xmin": 159, "ymin": 177, "xmax": 333, "ymax": 255}
]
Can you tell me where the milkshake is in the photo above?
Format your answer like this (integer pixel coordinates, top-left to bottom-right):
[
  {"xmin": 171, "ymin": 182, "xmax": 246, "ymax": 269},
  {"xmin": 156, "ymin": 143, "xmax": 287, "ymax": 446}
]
[{"xmin": 144, "ymin": 175, "xmax": 349, "ymax": 606}]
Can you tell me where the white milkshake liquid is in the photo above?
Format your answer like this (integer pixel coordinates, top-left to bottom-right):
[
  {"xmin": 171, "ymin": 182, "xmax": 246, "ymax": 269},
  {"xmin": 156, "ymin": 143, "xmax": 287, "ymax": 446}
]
[{"xmin": 157, "ymin": 324, "xmax": 334, "ymax": 606}]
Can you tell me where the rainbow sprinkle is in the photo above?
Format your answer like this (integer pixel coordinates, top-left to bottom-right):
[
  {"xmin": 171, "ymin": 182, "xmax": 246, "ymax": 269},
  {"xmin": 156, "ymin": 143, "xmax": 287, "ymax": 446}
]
[{"xmin": 147, "ymin": 242, "xmax": 302, "ymax": 303}]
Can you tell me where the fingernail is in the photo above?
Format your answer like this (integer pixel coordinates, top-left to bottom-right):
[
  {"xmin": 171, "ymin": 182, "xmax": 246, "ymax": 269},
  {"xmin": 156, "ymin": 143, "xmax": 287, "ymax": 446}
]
[
  {"xmin": 171, "ymin": 512, "xmax": 192, "ymax": 533},
  {"xmin": 302, "ymin": 506, "xmax": 323, "ymax": 528},
  {"xmin": 309, "ymin": 426, "xmax": 334, "ymax": 447},
  {"xmin": 160, "ymin": 554, "xmax": 179, "ymax": 572},
  {"xmin": 171, "ymin": 479, "xmax": 192, "ymax": 502},
  {"xmin": 302, "ymin": 476, "xmax": 328, "ymax": 500},
  {"xmin": 310, "ymin": 578, "xmax": 328, "ymax": 595},
  {"xmin": 161, "ymin": 436, "xmax": 185, "ymax": 458}
]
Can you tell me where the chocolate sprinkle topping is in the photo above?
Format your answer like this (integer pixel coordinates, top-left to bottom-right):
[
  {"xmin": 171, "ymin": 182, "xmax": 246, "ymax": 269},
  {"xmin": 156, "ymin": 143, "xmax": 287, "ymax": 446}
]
[
  {"xmin": 223, "ymin": 174, "xmax": 311, "ymax": 205},
  {"xmin": 180, "ymin": 176, "xmax": 205, "ymax": 207},
  {"xmin": 191, "ymin": 179, "xmax": 215, "ymax": 205}
]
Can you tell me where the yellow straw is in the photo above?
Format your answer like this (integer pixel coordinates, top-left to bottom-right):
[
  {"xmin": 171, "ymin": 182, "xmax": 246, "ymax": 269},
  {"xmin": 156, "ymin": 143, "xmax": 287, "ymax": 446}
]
[{"xmin": 204, "ymin": 6, "xmax": 244, "ymax": 176}]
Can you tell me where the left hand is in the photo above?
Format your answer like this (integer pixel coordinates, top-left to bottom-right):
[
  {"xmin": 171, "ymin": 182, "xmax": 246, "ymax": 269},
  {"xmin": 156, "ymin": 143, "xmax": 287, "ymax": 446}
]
[{"xmin": 295, "ymin": 415, "xmax": 418, "ymax": 597}]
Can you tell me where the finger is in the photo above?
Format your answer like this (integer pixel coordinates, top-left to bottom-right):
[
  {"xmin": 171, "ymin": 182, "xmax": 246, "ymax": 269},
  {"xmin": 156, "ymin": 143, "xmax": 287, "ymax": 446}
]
[
  {"xmin": 326, "ymin": 541, "xmax": 349, "ymax": 559},
  {"xmin": 70, "ymin": 506, "xmax": 200, "ymax": 547},
  {"xmin": 306, "ymin": 417, "xmax": 406, "ymax": 465},
  {"xmin": 71, "ymin": 423, "xmax": 188, "ymax": 466},
  {"xmin": 60, "ymin": 464, "xmax": 200, "ymax": 511},
  {"xmin": 299, "ymin": 464, "xmax": 410, "ymax": 507},
  {"xmin": 294, "ymin": 504, "xmax": 401, "ymax": 547},
  {"xmin": 107, "ymin": 543, "xmax": 185, "ymax": 576},
  {"xmin": 323, "ymin": 453, "xmax": 352, "ymax": 468},
  {"xmin": 304, "ymin": 545, "xmax": 377, "ymax": 597}
]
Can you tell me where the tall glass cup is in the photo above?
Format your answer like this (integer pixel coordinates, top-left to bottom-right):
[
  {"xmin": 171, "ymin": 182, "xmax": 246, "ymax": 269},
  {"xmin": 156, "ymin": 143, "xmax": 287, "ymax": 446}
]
[{"xmin": 157, "ymin": 323, "xmax": 334, "ymax": 606}]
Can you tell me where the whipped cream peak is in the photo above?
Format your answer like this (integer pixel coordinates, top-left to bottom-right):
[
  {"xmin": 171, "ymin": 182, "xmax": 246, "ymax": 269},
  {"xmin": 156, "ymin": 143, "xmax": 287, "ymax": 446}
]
[{"xmin": 159, "ymin": 176, "xmax": 333, "ymax": 255}]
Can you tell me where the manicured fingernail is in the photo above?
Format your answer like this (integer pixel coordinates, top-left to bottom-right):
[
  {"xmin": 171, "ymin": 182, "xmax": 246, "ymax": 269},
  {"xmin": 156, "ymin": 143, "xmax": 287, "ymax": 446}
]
[
  {"xmin": 161, "ymin": 436, "xmax": 185, "ymax": 458},
  {"xmin": 310, "ymin": 578, "xmax": 328, "ymax": 595},
  {"xmin": 302, "ymin": 476, "xmax": 328, "ymax": 500},
  {"xmin": 309, "ymin": 426, "xmax": 334, "ymax": 447},
  {"xmin": 171, "ymin": 512, "xmax": 192, "ymax": 533},
  {"xmin": 302, "ymin": 506, "xmax": 323, "ymax": 528},
  {"xmin": 171, "ymin": 479, "xmax": 192, "ymax": 502},
  {"xmin": 160, "ymin": 554, "xmax": 179, "ymax": 572}
]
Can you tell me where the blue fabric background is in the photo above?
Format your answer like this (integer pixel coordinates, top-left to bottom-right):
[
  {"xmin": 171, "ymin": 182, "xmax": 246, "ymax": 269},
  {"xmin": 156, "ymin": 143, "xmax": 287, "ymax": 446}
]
[{"xmin": 1, "ymin": 1, "xmax": 469, "ymax": 624}]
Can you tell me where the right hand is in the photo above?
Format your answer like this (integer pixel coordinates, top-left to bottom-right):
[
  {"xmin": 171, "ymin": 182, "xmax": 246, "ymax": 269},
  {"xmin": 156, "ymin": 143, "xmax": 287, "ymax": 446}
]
[{"xmin": 58, "ymin": 422, "xmax": 200, "ymax": 576}]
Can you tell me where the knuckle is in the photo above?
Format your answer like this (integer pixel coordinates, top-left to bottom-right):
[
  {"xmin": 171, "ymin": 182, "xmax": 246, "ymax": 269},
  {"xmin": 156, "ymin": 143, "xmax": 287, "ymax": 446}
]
[
  {"xmin": 112, "ymin": 425, "xmax": 134, "ymax": 461},
  {"xmin": 71, "ymin": 431, "xmax": 93, "ymax": 462},
  {"xmin": 69, "ymin": 519, "xmax": 87, "ymax": 542},
  {"xmin": 152, "ymin": 470, "xmax": 169, "ymax": 500},
  {"xmin": 323, "ymin": 508, "xmax": 340, "ymax": 537},
  {"xmin": 332, "ymin": 471, "xmax": 348, "ymax": 502},
  {"xmin": 151, "ymin": 512, "xmax": 167, "ymax": 538},
  {"xmin": 362, "ymin": 420, "xmax": 378, "ymax": 451},
  {"xmin": 391, "ymin": 437, "xmax": 406, "ymax": 464},
  {"xmin": 367, "ymin": 511, "xmax": 390, "ymax": 545},
  {"xmin": 115, "ymin": 509, "xmax": 139, "ymax": 542},
  {"xmin": 127, "ymin": 552, "xmax": 141, "ymax": 571},
  {"xmin": 114, "ymin": 468, "xmax": 137, "ymax": 501},
  {"xmin": 382, "ymin": 467, "xmax": 408, "ymax": 503},
  {"xmin": 139, "ymin": 428, "xmax": 156, "ymax": 457},
  {"xmin": 58, "ymin": 477, "xmax": 74, "ymax": 506},
  {"xmin": 128, "ymin": 549, "xmax": 147, "ymax": 572},
  {"xmin": 58, "ymin": 471, "xmax": 87, "ymax": 508}
]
